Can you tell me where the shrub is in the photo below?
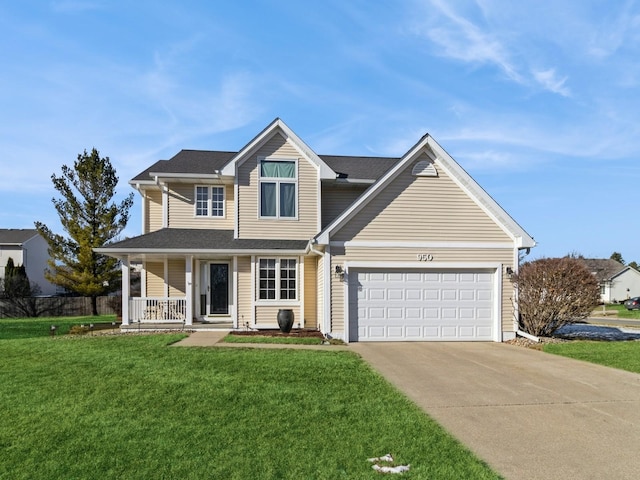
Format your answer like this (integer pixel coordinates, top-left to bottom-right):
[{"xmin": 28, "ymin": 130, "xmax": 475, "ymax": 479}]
[{"xmin": 512, "ymin": 256, "xmax": 600, "ymax": 337}]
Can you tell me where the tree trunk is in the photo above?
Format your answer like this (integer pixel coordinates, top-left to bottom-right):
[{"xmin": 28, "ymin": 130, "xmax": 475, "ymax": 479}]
[{"xmin": 91, "ymin": 296, "xmax": 98, "ymax": 316}]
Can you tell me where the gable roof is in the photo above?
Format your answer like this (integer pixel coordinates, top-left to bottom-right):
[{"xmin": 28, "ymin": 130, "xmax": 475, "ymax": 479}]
[
  {"xmin": 129, "ymin": 147, "xmax": 400, "ymax": 185},
  {"xmin": 220, "ymin": 118, "xmax": 335, "ymax": 179},
  {"xmin": 581, "ymin": 258, "xmax": 627, "ymax": 282},
  {"xmin": 0, "ymin": 229, "xmax": 39, "ymax": 245},
  {"xmin": 315, "ymin": 133, "xmax": 536, "ymax": 249}
]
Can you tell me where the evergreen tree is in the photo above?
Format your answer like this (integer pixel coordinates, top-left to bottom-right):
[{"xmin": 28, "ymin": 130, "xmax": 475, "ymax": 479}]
[
  {"xmin": 35, "ymin": 148, "xmax": 134, "ymax": 315},
  {"xmin": 610, "ymin": 252, "xmax": 625, "ymax": 264},
  {"xmin": 2, "ymin": 257, "xmax": 32, "ymax": 298}
]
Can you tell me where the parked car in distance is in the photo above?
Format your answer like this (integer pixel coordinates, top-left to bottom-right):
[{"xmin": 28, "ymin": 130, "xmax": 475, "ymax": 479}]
[{"xmin": 624, "ymin": 297, "xmax": 640, "ymax": 310}]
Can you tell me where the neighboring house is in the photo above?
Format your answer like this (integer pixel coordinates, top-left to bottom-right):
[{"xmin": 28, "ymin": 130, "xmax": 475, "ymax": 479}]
[
  {"xmin": 582, "ymin": 258, "xmax": 640, "ymax": 303},
  {"xmin": 0, "ymin": 229, "xmax": 57, "ymax": 296},
  {"xmin": 96, "ymin": 118, "xmax": 535, "ymax": 342}
]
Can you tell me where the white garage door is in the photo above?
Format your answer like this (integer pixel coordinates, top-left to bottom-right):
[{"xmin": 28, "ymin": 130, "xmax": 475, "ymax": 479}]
[{"xmin": 348, "ymin": 269, "xmax": 495, "ymax": 341}]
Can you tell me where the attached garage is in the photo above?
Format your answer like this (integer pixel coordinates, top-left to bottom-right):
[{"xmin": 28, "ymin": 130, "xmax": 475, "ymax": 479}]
[{"xmin": 347, "ymin": 268, "xmax": 497, "ymax": 342}]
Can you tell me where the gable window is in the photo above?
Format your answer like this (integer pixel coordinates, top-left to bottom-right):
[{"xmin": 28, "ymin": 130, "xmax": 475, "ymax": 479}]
[
  {"xmin": 259, "ymin": 159, "xmax": 297, "ymax": 218},
  {"xmin": 195, "ymin": 186, "xmax": 224, "ymax": 217},
  {"xmin": 258, "ymin": 258, "xmax": 297, "ymax": 300}
]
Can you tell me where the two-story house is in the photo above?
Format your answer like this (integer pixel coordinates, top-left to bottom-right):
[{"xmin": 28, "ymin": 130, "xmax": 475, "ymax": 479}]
[
  {"xmin": 97, "ymin": 118, "xmax": 535, "ymax": 342},
  {"xmin": 0, "ymin": 229, "xmax": 57, "ymax": 296}
]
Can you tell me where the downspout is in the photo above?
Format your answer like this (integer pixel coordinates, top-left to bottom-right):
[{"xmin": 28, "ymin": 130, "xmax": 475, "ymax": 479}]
[
  {"xmin": 513, "ymin": 245, "xmax": 540, "ymax": 342},
  {"xmin": 306, "ymin": 239, "xmax": 327, "ymax": 334}
]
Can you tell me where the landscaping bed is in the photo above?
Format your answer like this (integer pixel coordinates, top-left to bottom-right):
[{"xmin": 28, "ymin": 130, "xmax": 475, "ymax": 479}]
[{"xmin": 229, "ymin": 328, "xmax": 324, "ymax": 338}]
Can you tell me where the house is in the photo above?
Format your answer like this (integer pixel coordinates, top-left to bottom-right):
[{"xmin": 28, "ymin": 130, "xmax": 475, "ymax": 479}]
[
  {"xmin": 96, "ymin": 118, "xmax": 535, "ymax": 342},
  {"xmin": 0, "ymin": 229, "xmax": 57, "ymax": 296},
  {"xmin": 581, "ymin": 258, "xmax": 640, "ymax": 303}
]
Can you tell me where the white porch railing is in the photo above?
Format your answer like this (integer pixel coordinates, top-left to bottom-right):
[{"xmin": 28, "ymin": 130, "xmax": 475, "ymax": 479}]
[{"xmin": 129, "ymin": 297, "xmax": 187, "ymax": 323}]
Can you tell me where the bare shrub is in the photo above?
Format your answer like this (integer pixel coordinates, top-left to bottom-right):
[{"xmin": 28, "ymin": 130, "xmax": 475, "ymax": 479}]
[{"xmin": 512, "ymin": 256, "xmax": 600, "ymax": 337}]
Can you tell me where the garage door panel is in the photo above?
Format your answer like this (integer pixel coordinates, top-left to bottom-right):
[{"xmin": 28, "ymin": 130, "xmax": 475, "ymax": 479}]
[{"xmin": 349, "ymin": 268, "xmax": 495, "ymax": 342}]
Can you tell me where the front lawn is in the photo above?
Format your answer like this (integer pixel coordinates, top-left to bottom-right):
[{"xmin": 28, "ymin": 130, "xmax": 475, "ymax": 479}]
[
  {"xmin": 596, "ymin": 304, "xmax": 640, "ymax": 319},
  {"xmin": 0, "ymin": 315, "xmax": 118, "ymax": 340},
  {"xmin": 0, "ymin": 334, "xmax": 499, "ymax": 479},
  {"xmin": 543, "ymin": 341, "xmax": 640, "ymax": 374}
]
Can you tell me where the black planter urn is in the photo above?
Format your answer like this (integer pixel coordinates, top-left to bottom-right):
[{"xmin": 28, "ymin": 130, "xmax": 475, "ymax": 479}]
[{"xmin": 277, "ymin": 309, "xmax": 295, "ymax": 333}]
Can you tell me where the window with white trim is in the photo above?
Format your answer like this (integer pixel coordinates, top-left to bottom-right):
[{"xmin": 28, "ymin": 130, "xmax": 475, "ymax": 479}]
[
  {"xmin": 259, "ymin": 159, "xmax": 297, "ymax": 218},
  {"xmin": 258, "ymin": 258, "xmax": 297, "ymax": 300},
  {"xmin": 195, "ymin": 186, "xmax": 225, "ymax": 217}
]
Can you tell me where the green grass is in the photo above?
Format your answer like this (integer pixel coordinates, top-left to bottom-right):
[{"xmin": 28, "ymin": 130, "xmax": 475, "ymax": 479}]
[
  {"xmin": 600, "ymin": 303, "xmax": 640, "ymax": 319},
  {"xmin": 0, "ymin": 334, "xmax": 500, "ymax": 479},
  {"xmin": 543, "ymin": 341, "xmax": 640, "ymax": 374},
  {"xmin": 0, "ymin": 315, "xmax": 118, "ymax": 339}
]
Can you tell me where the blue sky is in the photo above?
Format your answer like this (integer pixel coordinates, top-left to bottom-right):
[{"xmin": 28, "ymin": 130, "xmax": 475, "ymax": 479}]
[{"xmin": 1, "ymin": 1, "xmax": 639, "ymax": 263}]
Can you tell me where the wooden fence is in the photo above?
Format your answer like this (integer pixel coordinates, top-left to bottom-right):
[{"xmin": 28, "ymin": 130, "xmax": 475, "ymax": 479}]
[{"xmin": 0, "ymin": 296, "xmax": 121, "ymax": 318}]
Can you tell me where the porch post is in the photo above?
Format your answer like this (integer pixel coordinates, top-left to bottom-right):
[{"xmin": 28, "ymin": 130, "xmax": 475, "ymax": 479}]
[
  {"xmin": 185, "ymin": 256, "xmax": 193, "ymax": 326},
  {"xmin": 121, "ymin": 257, "xmax": 130, "ymax": 326}
]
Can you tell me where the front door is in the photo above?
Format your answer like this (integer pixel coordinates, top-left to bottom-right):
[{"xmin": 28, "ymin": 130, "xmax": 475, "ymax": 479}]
[{"xmin": 209, "ymin": 263, "xmax": 229, "ymax": 315}]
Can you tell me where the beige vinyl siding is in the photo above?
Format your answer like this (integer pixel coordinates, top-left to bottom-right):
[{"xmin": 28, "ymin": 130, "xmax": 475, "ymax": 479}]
[
  {"xmin": 255, "ymin": 305, "xmax": 302, "ymax": 328},
  {"xmin": 333, "ymin": 154, "xmax": 510, "ymax": 243},
  {"xmin": 303, "ymin": 256, "xmax": 317, "ymax": 328},
  {"xmin": 168, "ymin": 259, "xmax": 185, "ymax": 296},
  {"xmin": 321, "ymin": 184, "xmax": 367, "ymax": 228},
  {"xmin": 237, "ymin": 256, "xmax": 252, "ymax": 327},
  {"xmin": 145, "ymin": 262, "xmax": 165, "ymax": 297},
  {"xmin": 167, "ymin": 183, "xmax": 234, "ymax": 229},
  {"xmin": 329, "ymin": 246, "xmax": 516, "ymax": 337},
  {"xmin": 146, "ymin": 190, "xmax": 163, "ymax": 233},
  {"xmin": 237, "ymin": 132, "xmax": 319, "ymax": 239}
]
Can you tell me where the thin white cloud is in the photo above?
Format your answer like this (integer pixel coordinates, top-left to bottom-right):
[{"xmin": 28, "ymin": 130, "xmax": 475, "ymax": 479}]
[
  {"xmin": 532, "ymin": 68, "xmax": 571, "ymax": 97},
  {"xmin": 414, "ymin": 0, "xmax": 523, "ymax": 83}
]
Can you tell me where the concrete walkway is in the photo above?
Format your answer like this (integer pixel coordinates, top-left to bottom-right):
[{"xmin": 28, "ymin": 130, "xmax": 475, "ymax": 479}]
[
  {"xmin": 171, "ymin": 330, "xmax": 349, "ymax": 350},
  {"xmin": 349, "ymin": 342, "xmax": 640, "ymax": 480}
]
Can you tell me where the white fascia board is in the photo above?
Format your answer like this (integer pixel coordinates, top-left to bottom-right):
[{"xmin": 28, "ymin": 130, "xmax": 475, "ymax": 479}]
[
  {"xmin": 611, "ymin": 267, "xmax": 640, "ymax": 280},
  {"xmin": 149, "ymin": 172, "xmax": 221, "ymax": 181},
  {"xmin": 220, "ymin": 118, "xmax": 335, "ymax": 180},
  {"xmin": 129, "ymin": 180, "xmax": 155, "ymax": 188},
  {"xmin": 333, "ymin": 178, "xmax": 375, "ymax": 185},
  {"xmin": 426, "ymin": 137, "xmax": 536, "ymax": 249}
]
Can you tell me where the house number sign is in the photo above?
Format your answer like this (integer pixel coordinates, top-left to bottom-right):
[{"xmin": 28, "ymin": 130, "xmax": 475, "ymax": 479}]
[{"xmin": 417, "ymin": 253, "xmax": 434, "ymax": 261}]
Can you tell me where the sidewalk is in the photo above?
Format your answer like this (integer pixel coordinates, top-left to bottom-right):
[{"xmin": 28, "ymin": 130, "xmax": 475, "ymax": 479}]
[{"xmin": 171, "ymin": 330, "xmax": 349, "ymax": 350}]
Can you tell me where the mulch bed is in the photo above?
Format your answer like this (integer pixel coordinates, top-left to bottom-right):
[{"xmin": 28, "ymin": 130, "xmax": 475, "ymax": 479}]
[{"xmin": 229, "ymin": 329, "xmax": 325, "ymax": 339}]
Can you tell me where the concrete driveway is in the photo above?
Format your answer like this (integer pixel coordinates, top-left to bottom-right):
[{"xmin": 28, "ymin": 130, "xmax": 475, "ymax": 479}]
[{"xmin": 350, "ymin": 342, "xmax": 640, "ymax": 480}]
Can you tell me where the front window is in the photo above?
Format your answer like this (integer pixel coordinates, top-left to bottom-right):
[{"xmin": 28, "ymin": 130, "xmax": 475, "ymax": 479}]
[
  {"xmin": 258, "ymin": 258, "xmax": 297, "ymax": 300},
  {"xmin": 259, "ymin": 159, "xmax": 296, "ymax": 218},
  {"xmin": 195, "ymin": 186, "xmax": 224, "ymax": 217}
]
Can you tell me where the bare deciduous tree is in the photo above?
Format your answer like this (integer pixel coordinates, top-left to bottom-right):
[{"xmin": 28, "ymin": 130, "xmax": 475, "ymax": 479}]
[{"xmin": 512, "ymin": 256, "xmax": 600, "ymax": 337}]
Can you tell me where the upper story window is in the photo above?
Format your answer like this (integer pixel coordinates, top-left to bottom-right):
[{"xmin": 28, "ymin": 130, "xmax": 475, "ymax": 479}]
[
  {"xmin": 259, "ymin": 159, "xmax": 297, "ymax": 219},
  {"xmin": 195, "ymin": 186, "xmax": 225, "ymax": 217}
]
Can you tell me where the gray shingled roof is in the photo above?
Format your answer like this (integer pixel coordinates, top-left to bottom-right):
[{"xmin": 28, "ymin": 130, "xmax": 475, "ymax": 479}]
[
  {"xmin": 581, "ymin": 258, "xmax": 626, "ymax": 282},
  {"xmin": 131, "ymin": 150, "xmax": 236, "ymax": 182},
  {"xmin": 0, "ymin": 229, "xmax": 39, "ymax": 245},
  {"xmin": 320, "ymin": 155, "xmax": 401, "ymax": 181},
  {"xmin": 130, "ymin": 149, "xmax": 401, "ymax": 183},
  {"xmin": 101, "ymin": 229, "xmax": 308, "ymax": 252}
]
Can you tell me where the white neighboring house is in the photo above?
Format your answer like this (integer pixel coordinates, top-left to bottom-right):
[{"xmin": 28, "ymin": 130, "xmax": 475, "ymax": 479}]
[
  {"xmin": 0, "ymin": 229, "xmax": 57, "ymax": 296},
  {"xmin": 582, "ymin": 258, "xmax": 640, "ymax": 303}
]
